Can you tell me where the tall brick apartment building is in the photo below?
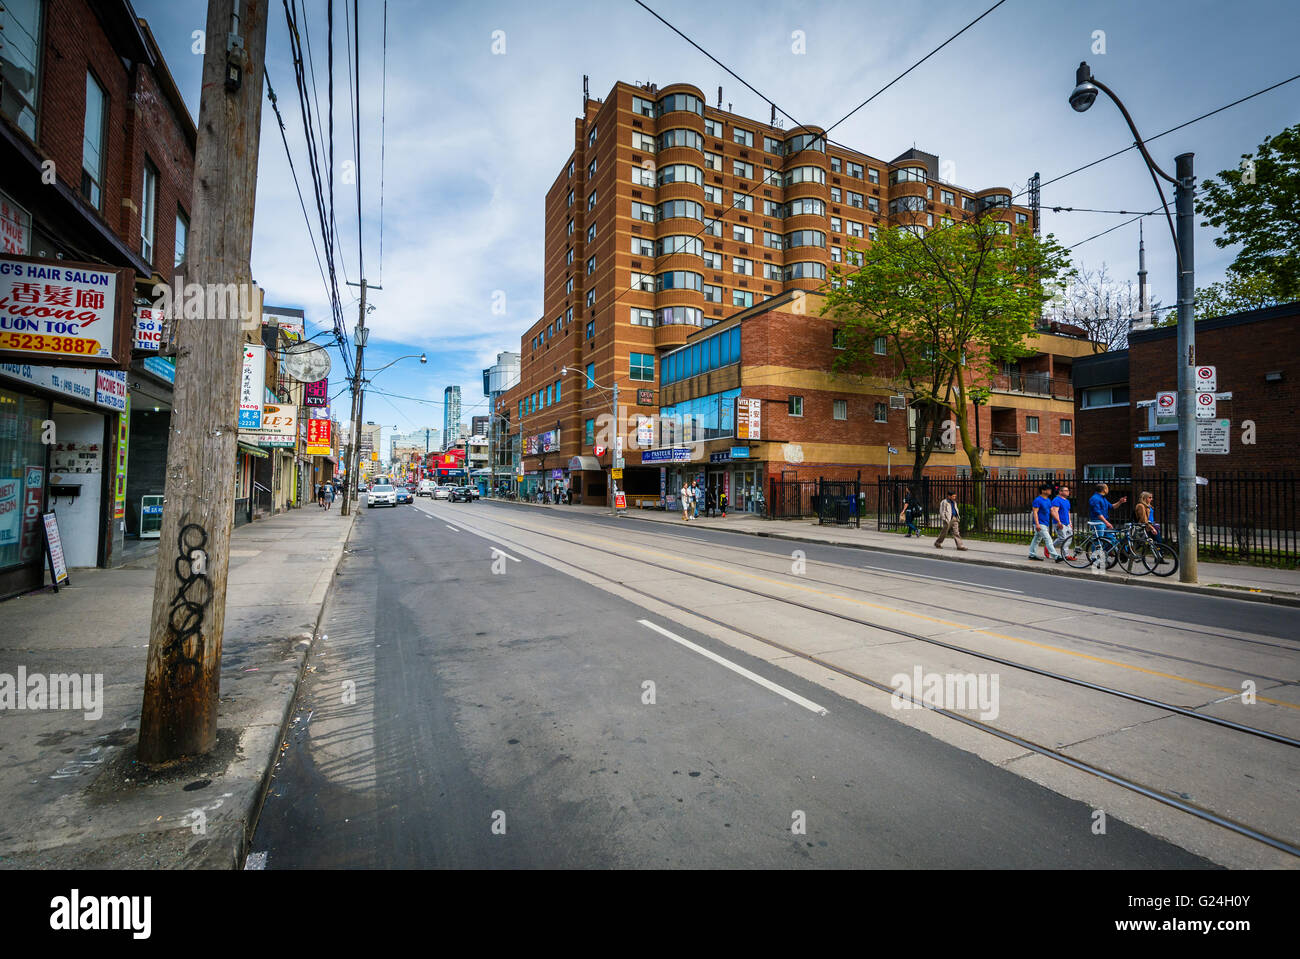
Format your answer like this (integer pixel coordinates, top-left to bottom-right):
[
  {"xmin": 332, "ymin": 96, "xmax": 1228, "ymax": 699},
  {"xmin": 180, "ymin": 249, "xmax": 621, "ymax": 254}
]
[
  {"xmin": 0, "ymin": 0, "xmax": 195, "ymax": 596},
  {"xmin": 506, "ymin": 79, "xmax": 1074, "ymax": 504}
]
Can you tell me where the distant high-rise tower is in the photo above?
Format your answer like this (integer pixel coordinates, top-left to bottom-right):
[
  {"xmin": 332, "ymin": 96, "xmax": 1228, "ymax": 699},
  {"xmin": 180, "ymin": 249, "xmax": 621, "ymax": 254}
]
[
  {"xmin": 443, "ymin": 386, "xmax": 462, "ymax": 447},
  {"xmin": 1136, "ymin": 220, "xmax": 1150, "ymax": 329}
]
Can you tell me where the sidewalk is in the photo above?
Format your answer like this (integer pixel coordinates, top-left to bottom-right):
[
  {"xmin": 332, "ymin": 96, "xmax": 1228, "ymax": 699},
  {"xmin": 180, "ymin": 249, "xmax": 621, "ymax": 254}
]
[
  {"xmin": 0, "ymin": 504, "xmax": 355, "ymax": 869},
  {"xmin": 497, "ymin": 499, "xmax": 1300, "ymax": 606}
]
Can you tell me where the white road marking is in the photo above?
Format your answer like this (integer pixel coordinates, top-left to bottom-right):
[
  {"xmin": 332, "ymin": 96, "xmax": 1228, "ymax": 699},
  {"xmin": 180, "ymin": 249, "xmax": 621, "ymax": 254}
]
[
  {"xmin": 446, "ymin": 525, "xmax": 460, "ymax": 532},
  {"xmin": 638, "ymin": 619, "xmax": 828, "ymax": 716},
  {"xmin": 858, "ymin": 564, "xmax": 1023, "ymax": 594},
  {"xmin": 490, "ymin": 547, "xmax": 521, "ymax": 562}
]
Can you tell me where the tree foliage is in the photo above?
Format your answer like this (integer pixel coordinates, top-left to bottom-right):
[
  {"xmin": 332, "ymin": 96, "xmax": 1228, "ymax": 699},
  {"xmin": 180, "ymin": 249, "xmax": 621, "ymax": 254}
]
[
  {"xmin": 1198, "ymin": 123, "xmax": 1300, "ymax": 301},
  {"xmin": 823, "ymin": 216, "xmax": 1073, "ymax": 483}
]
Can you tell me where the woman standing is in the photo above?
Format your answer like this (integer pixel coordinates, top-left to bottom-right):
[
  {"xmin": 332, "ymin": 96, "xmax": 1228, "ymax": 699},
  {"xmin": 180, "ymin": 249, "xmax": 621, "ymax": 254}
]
[{"xmin": 1134, "ymin": 490, "xmax": 1159, "ymax": 542}]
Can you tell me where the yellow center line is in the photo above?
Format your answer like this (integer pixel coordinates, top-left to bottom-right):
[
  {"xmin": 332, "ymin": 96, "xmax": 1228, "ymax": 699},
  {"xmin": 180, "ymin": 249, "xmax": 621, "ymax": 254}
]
[{"xmin": 474, "ymin": 510, "xmax": 1299, "ymax": 712}]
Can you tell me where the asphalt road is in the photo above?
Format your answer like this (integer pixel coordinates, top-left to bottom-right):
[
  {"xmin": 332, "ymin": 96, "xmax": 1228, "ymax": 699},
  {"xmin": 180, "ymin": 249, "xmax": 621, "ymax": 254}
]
[{"xmin": 248, "ymin": 499, "xmax": 1217, "ymax": 868}]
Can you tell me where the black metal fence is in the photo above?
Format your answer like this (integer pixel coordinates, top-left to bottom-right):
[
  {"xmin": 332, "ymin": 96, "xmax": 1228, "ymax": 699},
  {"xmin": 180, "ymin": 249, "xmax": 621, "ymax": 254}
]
[
  {"xmin": 876, "ymin": 471, "xmax": 1299, "ymax": 566},
  {"xmin": 817, "ymin": 478, "xmax": 862, "ymax": 528},
  {"xmin": 768, "ymin": 478, "xmax": 817, "ymax": 519}
]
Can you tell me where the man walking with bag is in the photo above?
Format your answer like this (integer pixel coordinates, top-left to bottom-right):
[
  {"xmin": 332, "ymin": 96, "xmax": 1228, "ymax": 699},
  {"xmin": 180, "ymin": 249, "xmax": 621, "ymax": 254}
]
[{"xmin": 934, "ymin": 491, "xmax": 967, "ymax": 550}]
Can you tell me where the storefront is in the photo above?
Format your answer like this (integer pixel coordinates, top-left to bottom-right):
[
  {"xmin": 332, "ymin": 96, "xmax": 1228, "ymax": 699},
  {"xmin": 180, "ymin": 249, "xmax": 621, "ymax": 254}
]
[
  {"xmin": 0, "ymin": 365, "xmax": 129, "ymax": 598},
  {"xmin": 123, "ymin": 355, "xmax": 174, "ymax": 541}
]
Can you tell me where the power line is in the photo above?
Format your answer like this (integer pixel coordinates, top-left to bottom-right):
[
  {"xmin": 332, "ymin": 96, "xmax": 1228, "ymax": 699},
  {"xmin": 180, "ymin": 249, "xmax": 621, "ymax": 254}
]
[
  {"xmin": 1068, "ymin": 207, "xmax": 1164, "ymax": 251},
  {"xmin": 378, "ymin": 0, "xmax": 388, "ymax": 285}
]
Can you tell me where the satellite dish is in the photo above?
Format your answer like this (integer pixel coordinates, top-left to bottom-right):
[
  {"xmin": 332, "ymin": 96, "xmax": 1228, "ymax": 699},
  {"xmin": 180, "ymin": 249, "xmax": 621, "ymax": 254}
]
[{"xmin": 283, "ymin": 342, "xmax": 332, "ymax": 383}]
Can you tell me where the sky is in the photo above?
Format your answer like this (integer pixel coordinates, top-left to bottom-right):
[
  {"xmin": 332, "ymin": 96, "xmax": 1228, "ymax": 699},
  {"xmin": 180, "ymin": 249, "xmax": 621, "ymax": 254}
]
[{"xmin": 133, "ymin": 0, "xmax": 1300, "ymax": 457}]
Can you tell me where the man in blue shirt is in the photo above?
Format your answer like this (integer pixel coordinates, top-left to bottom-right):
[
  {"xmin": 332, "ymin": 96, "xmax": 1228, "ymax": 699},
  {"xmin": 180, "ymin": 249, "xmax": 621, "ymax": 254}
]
[
  {"xmin": 1088, "ymin": 482, "xmax": 1127, "ymax": 529},
  {"xmin": 1028, "ymin": 483, "xmax": 1062, "ymax": 561},
  {"xmin": 1051, "ymin": 483, "xmax": 1073, "ymax": 555}
]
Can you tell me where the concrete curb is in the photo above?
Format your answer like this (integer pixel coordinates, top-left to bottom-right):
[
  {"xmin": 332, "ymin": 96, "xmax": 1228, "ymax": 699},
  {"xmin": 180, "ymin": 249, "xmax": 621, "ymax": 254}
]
[
  {"xmin": 487, "ymin": 499, "xmax": 1300, "ymax": 609},
  {"xmin": 232, "ymin": 509, "xmax": 358, "ymax": 869}
]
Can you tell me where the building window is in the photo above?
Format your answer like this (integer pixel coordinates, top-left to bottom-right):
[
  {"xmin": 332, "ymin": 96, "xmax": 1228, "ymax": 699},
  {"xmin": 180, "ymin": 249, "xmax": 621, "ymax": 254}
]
[
  {"xmin": 873, "ymin": 336, "xmax": 887, "ymax": 355},
  {"xmin": 704, "ymin": 118, "xmax": 723, "ymax": 138},
  {"xmin": 631, "ymin": 308, "xmax": 655, "ymax": 326},
  {"xmin": 174, "ymin": 209, "xmax": 189, "ymax": 268},
  {"xmin": 830, "ymin": 246, "xmax": 842, "ymax": 263},
  {"xmin": 868, "ymin": 168, "xmax": 880, "ymax": 184},
  {"xmin": 830, "ymin": 216, "xmax": 842, "ymax": 233},
  {"xmin": 788, "ymin": 396, "xmax": 803, "ymax": 417},
  {"xmin": 732, "ymin": 191, "xmax": 753, "ymax": 212},
  {"xmin": 1081, "ymin": 386, "xmax": 1129, "ymax": 408},
  {"xmin": 565, "ymin": 277, "xmax": 574, "ymax": 295},
  {"xmin": 704, "ymin": 184, "xmax": 724, "ymax": 204},
  {"xmin": 732, "ymin": 290, "xmax": 754, "ymax": 308},
  {"xmin": 830, "ymin": 187, "xmax": 842, "ymax": 203},
  {"xmin": 732, "ymin": 224, "xmax": 753, "ymax": 243},
  {"xmin": 763, "ymin": 135, "xmax": 782, "ymax": 154},
  {"xmin": 587, "ymin": 158, "xmax": 597, "ymax": 178},
  {"xmin": 703, "ymin": 284, "xmax": 723, "ymax": 303},
  {"xmin": 587, "ymin": 224, "xmax": 596, "ymax": 243},
  {"xmin": 832, "ymin": 328, "xmax": 845, "ymax": 350},
  {"xmin": 764, "ymin": 231, "xmax": 784, "ymax": 249},
  {"xmin": 139, "ymin": 161, "xmax": 158, "ymax": 261},
  {"xmin": 632, "ymin": 95, "xmax": 654, "ymax": 117},
  {"xmin": 566, "ymin": 189, "xmax": 574, "ymax": 207},
  {"xmin": 632, "ymin": 132, "xmax": 656, "ymax": 153},
  {"xmin": 632, "ymin": 164, "xmax": 656, "ymax": 187},
  {"xmin": 847, "ymin": 161, "xmax": 864, "ymax": 179},
  {"xmin": 834, "ymin": 399, "xmax": 847, "ymax": 421},
  {"xmin": 830, "ymin": 157, "xmax": 842, "ymax": 173},
  {"xmin": 81, "ymin": 72, "xmax": 108, "ymax": 208},
  {"xmin": 585, "ymin": 362, "xmax": 595, "ymax": 386},
  {"xmin": 567, "ymin": 218, "xmax": 574, "ymax": 235},
  {"xmin": 586, "ymin": 255, "xmax": 596, "ymax": 275},
  {"xmin": 732, "ymin": 257, "xmax": 752, "ymax": 276},
  {"xmin": 941, "ymin": 189, "xmax": 956, "ymax": 205},
  {"xmin": 733, "ymin": 160, "xmax": 754, "ymax": 179},
  {"xmin": 586, "ymin": 288, "xmax": 596, "ymax": 308},
  {"xmin": 848, "ymin": 221, "xmax": 864, "ymax": 238},
  {"xmin": 587, "ymin": 190, "xmax": 597, "ymax": 210},
  {"xmin": 1060, "ymin": 418, "xmax": 1072, "ymax": 436},
  {"xmin": 783, "ymin": 262, "xmax": 825, "ymax": 281},
  {"xmin": 630, "ymin": 352, "xmax": 654, "ymax": 381},
  {"xmin": 631, "ymin": 236, "xmax": 655, "ymax": 257},
  {"xmin": 566, "ymin": 247, "xmax": 575, "ymax": 265},
  {"xmin": 847, "ymin": 191, "xmax": 864, "ymax": 209},
  {"xmin": 585, "ymin": 418, "xmax": 596, "ymax": 446},
  {"xmin": 874, "ymin": 402, "xmax": 888, "ymax": 423},
  {"xmin": 588, "ymin": 125, "xmax": 598, "ymax": 146},
  {"xmin": 733, "ymin": 127, "xmax": 753, "ymax": 147},
  {"xmin": 1, "ymin": 0, "xmax": 43, "ymax": 138},
  {"xmin": 762, "ymin": 262, "xmax": 783, "ymax": 281},
  {"xmin": 586, "ymin": 320, "xmax": 595, "ymax": 340},
  {"xmin": 702, "ymin": 250, "xmax": 723, "ymax": 270},
  {"xmin": 1026, "ymin": 416, "xmax": 1039, "ymax": 434}
]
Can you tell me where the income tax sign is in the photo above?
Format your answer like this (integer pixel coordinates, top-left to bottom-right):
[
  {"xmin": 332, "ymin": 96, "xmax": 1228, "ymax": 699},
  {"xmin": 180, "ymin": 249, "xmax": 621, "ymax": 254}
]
[{"xmin": 0, "ymin": 254, "xmax": 130, "ymax": 365}]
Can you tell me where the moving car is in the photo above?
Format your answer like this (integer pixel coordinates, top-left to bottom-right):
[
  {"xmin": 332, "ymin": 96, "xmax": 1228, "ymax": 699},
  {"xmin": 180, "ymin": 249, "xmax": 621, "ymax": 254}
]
[
  {"xmin": 395, "ymin": 487, "xmax": 412, "ymax": 505},
  {"xmin": 367, "ymin": 484, "xmax": 397, "ymax": 508},
  {"xmin": 469, "ymin": 486, "xmax": 481, "ymax": 499},
  {"xmin": 432, "ymin": 485, "xmax": 452, "ymax": 500},
  {"xmin": 450, "ymin": 486, "xmax": 474, "ymax": 503}
]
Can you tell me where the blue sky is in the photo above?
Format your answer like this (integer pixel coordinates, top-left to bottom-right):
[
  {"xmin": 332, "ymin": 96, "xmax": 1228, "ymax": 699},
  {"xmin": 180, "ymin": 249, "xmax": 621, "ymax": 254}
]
[{"xmin": 133, "ymin": 0, "xmax": 1300, "ymax": 455}]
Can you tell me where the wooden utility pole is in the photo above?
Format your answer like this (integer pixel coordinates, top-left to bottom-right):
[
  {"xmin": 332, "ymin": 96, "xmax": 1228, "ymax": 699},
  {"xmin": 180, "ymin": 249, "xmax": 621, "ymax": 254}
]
[
  {"xmin": 138, "ymin": 0, "xmax": 269, "ymax": 763},
  {"xmin": 340, "ymin": 279, "xmax": 369, "ymax": 515}
]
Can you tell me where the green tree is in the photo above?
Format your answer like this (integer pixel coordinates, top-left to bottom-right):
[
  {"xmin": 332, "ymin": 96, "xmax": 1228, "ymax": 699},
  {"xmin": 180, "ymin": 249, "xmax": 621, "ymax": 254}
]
[
  {"xmin": 824, "ymin": 217, "xmax": 1073, "ymax": 526},
  {"xmin": 1198, "ymin": 123, "xmax": 1300, "ymax": 301}
]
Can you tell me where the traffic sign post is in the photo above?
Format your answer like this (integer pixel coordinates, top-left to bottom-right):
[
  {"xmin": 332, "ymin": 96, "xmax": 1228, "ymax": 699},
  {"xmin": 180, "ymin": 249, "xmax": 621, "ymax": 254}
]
[
  {"xmin": 1195, "ymin": 391, "xmax": 1216, "ymax": 419},
  {"xmin": 1195, "ymin": 365, "xmax": 1216, "ymax": 391}
]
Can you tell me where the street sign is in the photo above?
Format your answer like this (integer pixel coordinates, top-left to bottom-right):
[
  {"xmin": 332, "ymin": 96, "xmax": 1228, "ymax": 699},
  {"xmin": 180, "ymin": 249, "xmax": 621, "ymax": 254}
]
[
  {"xmin": 594, "ymin": 445, "xmax": 606, "ymax": 456},
  {"xmin": 1196, "ymin": 418, "xmax": 1230, "ymax": 454},
  {"xmin": 1195, "ymin": 365, "xmax": 1216, "ymax": 391},
  {"xmin": 611, "ymin": 467, "xmax": 623, "ymax": 479},
  {"xmin": 1141, "ymin": 449, "xmax": 1156, "ymax": 466},
  {"xmin": 1134, "ymin": 441, "xmax": 1166, "ymax": 448},
  {"xmin": 1155, "ymin": 391, "xmax": 1176, "ymax": 420},
  {"xmin": 887, "ymin": 446, "xmax": 899, "ymax": 455},
  {"xmin": 1195, "ymin": 391, "xmax": 1216, "ymax": 419}
]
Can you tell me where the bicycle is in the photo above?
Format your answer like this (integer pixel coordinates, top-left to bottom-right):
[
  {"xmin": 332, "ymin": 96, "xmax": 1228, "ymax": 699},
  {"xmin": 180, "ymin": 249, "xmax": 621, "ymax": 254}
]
[{"xmin": 1062, "ymin": 522, "xmax": 1117, "ymax": 569}]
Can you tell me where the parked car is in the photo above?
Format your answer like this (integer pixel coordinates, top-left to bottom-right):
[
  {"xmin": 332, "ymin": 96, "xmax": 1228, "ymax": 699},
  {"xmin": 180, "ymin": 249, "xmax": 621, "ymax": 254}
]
[
  {"xmin": 367, "ymin": 484, "xmax": 397, "ymax": 508},
  {"xmin": 469, "ymin": 486, "xmax": 481, "ymax": 499},
  {"xmin": 418, "ymin": 479, "xmax": 436, "ymax": 497},
  {"xmin": 450, "ymin": 486, "xmax": 474, "ymax": 503},
  {"xmin": 395, "ymin": 487, "xmax": 412, "ymax": 505},
  {"xmin": 432, "ymin": 485, "xmax": 452, "ymax": 500}
]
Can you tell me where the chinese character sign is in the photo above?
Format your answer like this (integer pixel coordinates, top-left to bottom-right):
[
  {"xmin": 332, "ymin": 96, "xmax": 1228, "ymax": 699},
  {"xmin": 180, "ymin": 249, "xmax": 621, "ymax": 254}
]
[
  {"xmin": 0, "ymin": 255, "xmax": 122, "ymax": 361},
  {"xmin": 304, "ymin": 378, "xmax": 328, "ymax": 407},
  {"xmin": 306, "ymin": 418, "xmax": 332, "ymax": 455},
  {"xmin": 239, "ymin": 344, "xmax": 265, "ymax": 429}
]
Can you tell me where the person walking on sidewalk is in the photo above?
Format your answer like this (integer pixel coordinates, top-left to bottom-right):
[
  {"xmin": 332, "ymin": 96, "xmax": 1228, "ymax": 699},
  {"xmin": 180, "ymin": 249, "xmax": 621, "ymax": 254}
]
[
  {"xmin": 324, "ymin": 482, "xmax": 335, "ymax": 511},
  {"xmin": 1088, "ymin": 482, "xmax": 1126, "ymax": 530},
  {"xmin": 1028, "ymin": 483, "xmax": 1063, "ymax": 562},
  {"xmin": 900, "ymin": 486, "xmax": 922, "ymax": 538},
  {"xmin": 719, "ymin": 489, "xmax": 728, "ymax": 517},
  {"xmin": 681, "ymin": 480, "xmax": 692, "ymax": 521},
  {"xmin": 1050, "ymin": 483, "xmax": 1071, "ymax": 555},
  {"xmin": 934, "ymin": 491, "xmax": 967, "ymax": 550},
  {"xmin": 691, "ymin": 480, "xmax": 701, "ymax": 519},
  {"xmin": 705, "ymin": 486, "xmax": 716, "ymax": 518}
]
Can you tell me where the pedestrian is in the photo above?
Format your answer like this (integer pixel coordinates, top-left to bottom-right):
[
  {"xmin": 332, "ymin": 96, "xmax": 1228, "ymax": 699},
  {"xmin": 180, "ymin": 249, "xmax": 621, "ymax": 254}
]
[
  {"xmin": 1050, "ymin": 483, "xmax": 1072, "ymax": 556},
  {"xmin": 899, "ymin": 485, "xmax": 921, "ymax": 538},
  {"xmin": 691, "ymin": 480, "xmax": 701, "ymax": 519},
  {"xmin": 680, "ymin": 479, "xmax": 691, "ymax": 521},
  {"xmin": 324, "ymin": 482, "xmax": 335, "ymax": 511},
  {"xmin": 1134, "ymin": 490, "xmax": 1160, "ymax": 542},
  {"xmin": 566, "ymin": 485, "xmax": 574, "ymax": 506},
  {"xmin": 934, "ymin": 491, "xmax": 967, "ymax": 550},
  {"xmin": 1028, "ymin": 482, "xmax": 1063, "ymax": 562},
  {"xmin": 719, "ymin": 488, "xmax": 728, "ymax": 517},
  {"xmin": 1088, "ymin": 482, "xmax": 1126, "ymax": 530},
  {"xmin": 705, "ymin": 486, "xmax": 716, "ymax": 518},
  {"xmin": 316, "ymin": 483, "xmax": 326, "ymax": 508}
]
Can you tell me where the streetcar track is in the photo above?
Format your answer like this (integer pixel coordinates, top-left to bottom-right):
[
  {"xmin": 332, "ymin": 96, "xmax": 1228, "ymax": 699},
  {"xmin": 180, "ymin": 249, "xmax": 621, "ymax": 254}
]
[{"xmin": 424, "ymin": 504, "xmax": 1300, "ymax": 859}]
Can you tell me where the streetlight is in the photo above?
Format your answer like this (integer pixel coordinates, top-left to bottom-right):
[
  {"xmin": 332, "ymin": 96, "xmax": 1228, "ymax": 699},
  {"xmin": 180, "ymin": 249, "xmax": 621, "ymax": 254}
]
[
  {"xmin": 1069, "ymin": 61, "xmax": 1197, "ymax": 584},
  {"xmin": 561, "ymin": 365, "xmax": 621, "ymax": 517}
]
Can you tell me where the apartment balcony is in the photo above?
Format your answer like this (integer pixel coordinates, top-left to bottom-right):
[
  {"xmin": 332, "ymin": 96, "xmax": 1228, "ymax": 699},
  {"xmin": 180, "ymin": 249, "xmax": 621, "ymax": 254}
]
[
  {"xmin": 991, "ymin": 371, "xmax": 1073, "ymax": 400},
  {"xmin": 907, "ymin": 426, "xmax": 956, "ymax": 453},
  {"xmin": 989, "ymin": 431, "xmax": 1021, "ymax": 455}
]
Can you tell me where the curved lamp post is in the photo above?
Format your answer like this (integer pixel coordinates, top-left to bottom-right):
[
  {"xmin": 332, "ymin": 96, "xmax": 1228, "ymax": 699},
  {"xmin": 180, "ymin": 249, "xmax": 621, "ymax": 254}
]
[
  {"xmin": 562, "ymin": 365, "xmax": 620, "ymax": 516},
  {"xmin": 1070, "ymin": 61, "xmax": 1197, "ymax": 584}
]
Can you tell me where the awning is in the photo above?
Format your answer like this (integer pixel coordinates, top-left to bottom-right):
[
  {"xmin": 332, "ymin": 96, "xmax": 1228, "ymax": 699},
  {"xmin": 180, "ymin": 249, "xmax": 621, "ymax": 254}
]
[
  {"xmin": 568, "ymin": 456, "xmax": 601, "ymax": 471},
  {"xmin": 238, "ymin": 442, "xmax": 269, "ymax": 459}
]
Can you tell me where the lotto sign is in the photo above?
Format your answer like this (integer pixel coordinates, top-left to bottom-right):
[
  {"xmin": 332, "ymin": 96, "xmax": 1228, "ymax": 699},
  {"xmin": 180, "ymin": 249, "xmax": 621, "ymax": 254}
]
[
  {"xmin": 0, "ymin": 254, "xmax": 130, "ymax": 364},
  {"xmin": 238, "ymin": 343, "xmax": 266, "ymax": 429},
  {"xmin": 1195, "ymin": 391, "xmax": 1216, "ymax": 419},
  {"xmin": 1195, "ymin": 365, "xmax": 1216, "ymax": 391}
]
